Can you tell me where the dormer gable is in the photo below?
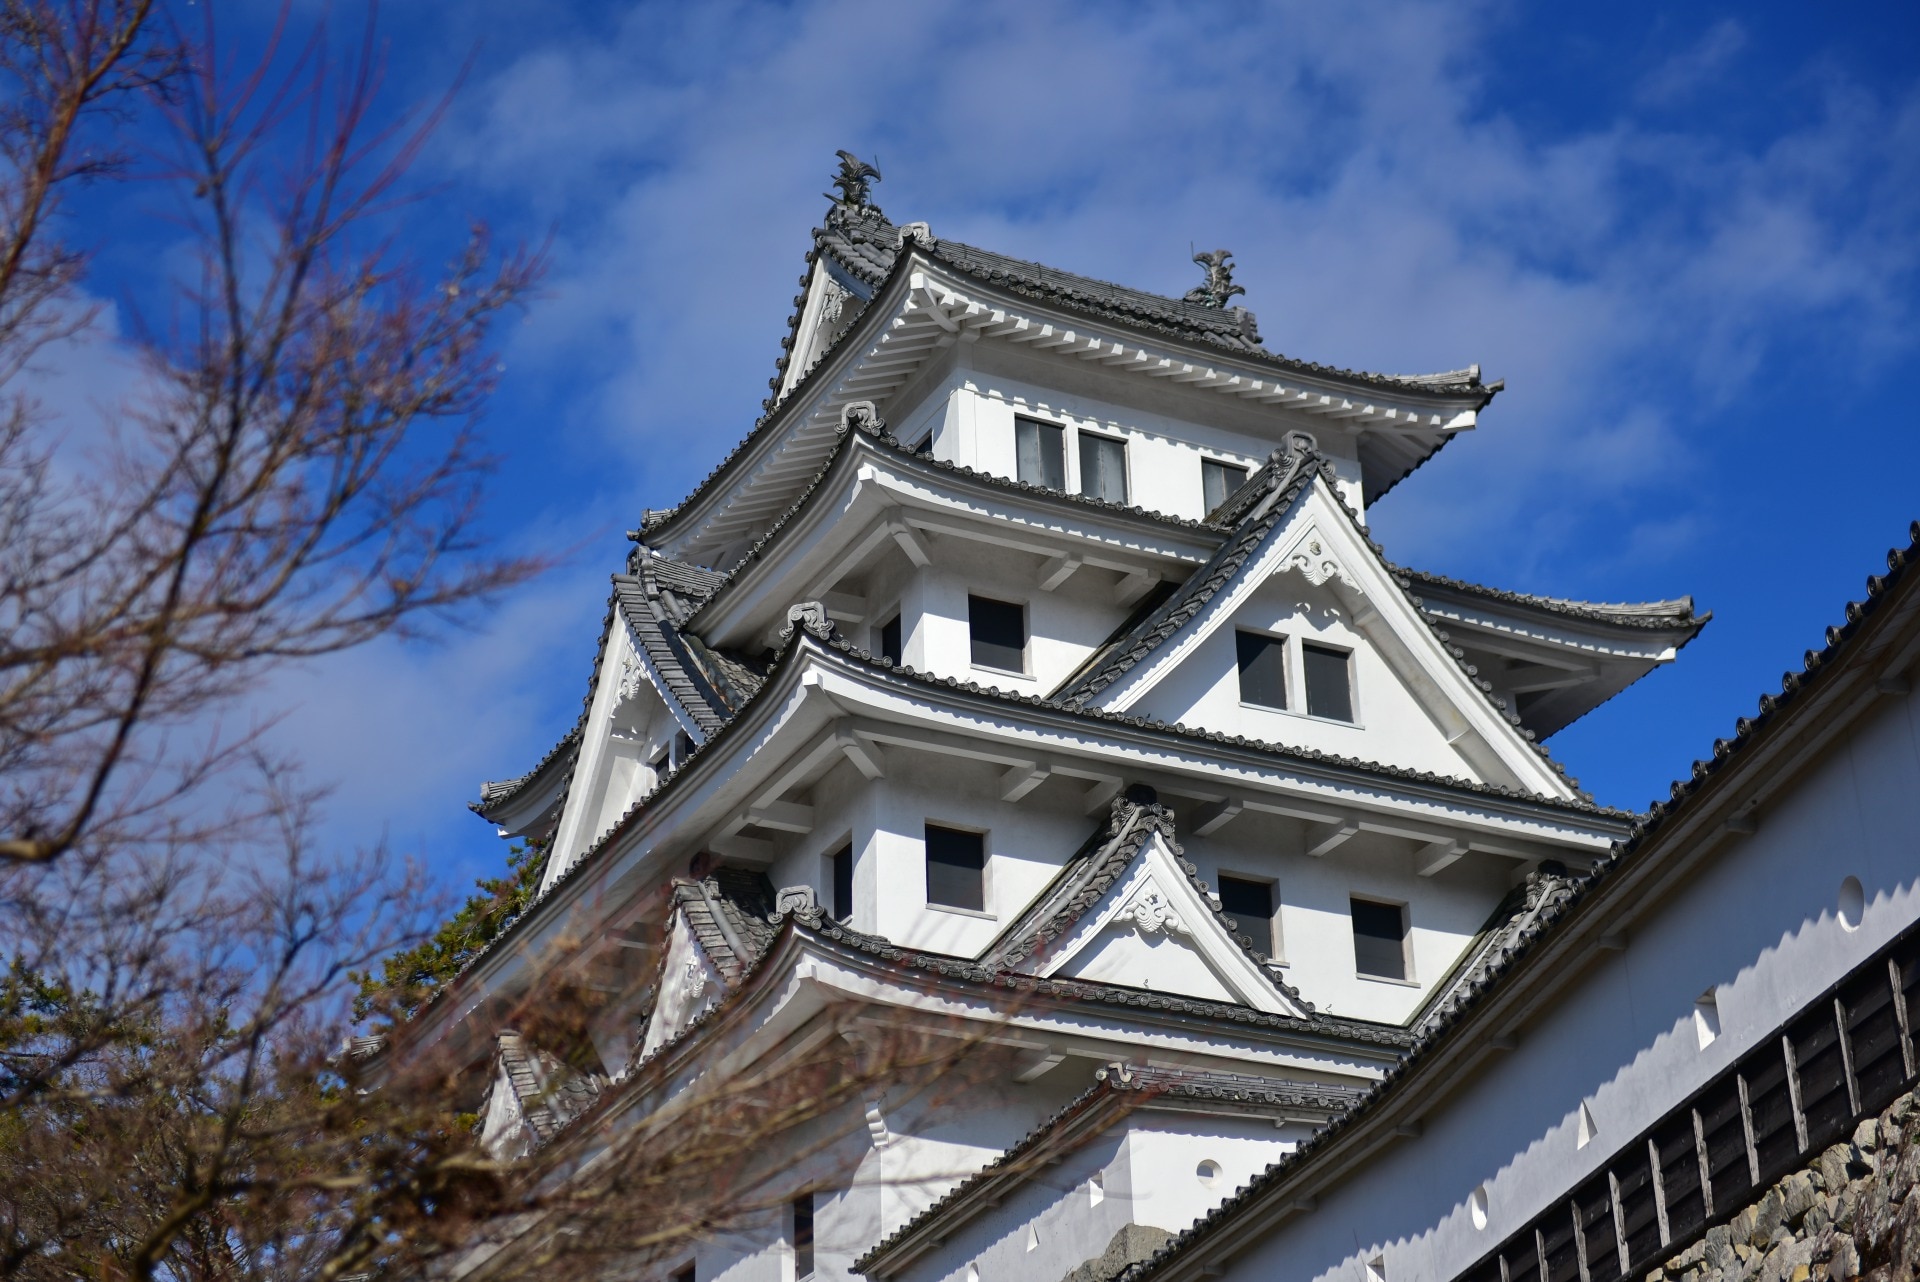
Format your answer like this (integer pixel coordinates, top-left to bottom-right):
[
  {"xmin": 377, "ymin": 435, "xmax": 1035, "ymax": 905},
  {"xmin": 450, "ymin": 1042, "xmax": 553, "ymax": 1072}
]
[
  {"xmin": 986, "ymin": 790, "xmax": 1310, "ymax": 1018},
  {"xmin": 1058, "ymin": 445, "xmax": 1577, "ymax": 800},
  {"xmin": 476, "ymin": 1030, "xmax": 604, "ymax": 1160}
]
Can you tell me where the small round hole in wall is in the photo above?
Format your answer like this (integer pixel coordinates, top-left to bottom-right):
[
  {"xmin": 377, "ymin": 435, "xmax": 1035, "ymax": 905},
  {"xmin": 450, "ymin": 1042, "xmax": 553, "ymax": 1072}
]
[
  {"xmin": 1196, "ymin": 1159, "xmax": 1222, "ymax": 1187},
  {"xmin": 1839, "ymin": 876, "xmax": 1865, "ymax": 931},
  {"xmin": 1470, "ymin": 1184, "xmax": 1489, "ymax": 1230}
]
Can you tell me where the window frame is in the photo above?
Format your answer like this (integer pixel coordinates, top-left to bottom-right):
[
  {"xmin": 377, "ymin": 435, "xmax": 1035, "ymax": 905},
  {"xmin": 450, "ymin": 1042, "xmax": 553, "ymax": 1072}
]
[
  {"xmin": 1234, "ymin": 628, "xmax": 1290, "ymax": 712},
  {"xmin": 1216, "ymin": 872, "xmax": 1282, "ymax": 961},
  {"xmin": 1350, "ymin": 894, "xmax": 1414, "ymax": 984},
  {"xmin": 1075, "ymin": 428, "xmax": 1130, "ymax": 505},
  {"xmin": 1301, "ymin": 640, "xmax": 1358, "ymax": 724},
  {"xmin": 1201, "ymin": 456, "xmax": 1250, "ymax": 516},
  {"xmin": 1013, "ymin": 414, "xmax": 1067, "ymax": 490},
  {"xmin": 828, "ymin": 843, "xmax": 854, "ymax": 923},
  {"xmin": 792, "ymin": 1191, "xmax": 815, "ymax": 1279},
  {"xmin": 924, "ymin": 822, "xmax": 990, "ymax": 916},
  {"xmin": 967, "ymin": 593, "xmax": 1029, "ymax": 676}
]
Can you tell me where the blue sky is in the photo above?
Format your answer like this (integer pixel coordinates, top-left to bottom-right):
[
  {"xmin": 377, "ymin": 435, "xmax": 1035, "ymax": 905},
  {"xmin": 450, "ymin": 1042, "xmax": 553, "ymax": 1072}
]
[{"xmin": 49, "ymin": 0, "xmax": 1920, "ymax": 890}]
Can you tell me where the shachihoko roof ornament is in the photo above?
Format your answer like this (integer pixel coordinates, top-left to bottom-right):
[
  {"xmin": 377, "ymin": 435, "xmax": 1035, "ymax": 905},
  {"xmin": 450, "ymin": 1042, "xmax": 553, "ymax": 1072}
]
[
  {"xmin": 828, "ymin": 149, "xmax": 881, "ymax": 210},
  {"xmin": 1183, "ymin": 248, "xmax": 1246, "ymax": 309}
]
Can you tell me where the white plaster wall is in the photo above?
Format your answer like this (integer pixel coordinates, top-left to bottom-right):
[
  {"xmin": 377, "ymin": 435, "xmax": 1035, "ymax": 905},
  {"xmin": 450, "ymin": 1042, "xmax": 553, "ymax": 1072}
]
[
  {"xmin": 894, "ymin": 533, "xmax": 1132, "ymax": 697},
  {"xmin": 907, "ymin": 358, "xmax": 1369, "ymax": 520},
  {"xmin": 1132, "ymin": 574, "xmax": 1473, "ymax": 780},
  {"xmin": 1179, "ymin": 812, "xmax": 1514, "ymax": 1023},
  {"xmin": 762, "ymin": 754, "xmax": 1515, "ymax": 1022},
  {"xmin": 895, "ymin": 1113, "xmax": 1308, "ymax": 1282},
  {"xmin": 1215, "ymin": 687, "xmax": 1920, "ymax": 1282},
  {"xmin": 866, "ymin": 754, "xmax": 1107, "ymax": 955}
]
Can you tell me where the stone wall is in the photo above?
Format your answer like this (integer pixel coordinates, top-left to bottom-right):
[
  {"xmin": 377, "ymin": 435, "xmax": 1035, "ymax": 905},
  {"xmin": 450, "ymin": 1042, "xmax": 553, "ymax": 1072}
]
[{"xmin": 1651, "ymin": 1086, "xmax": 1920, "ymax": 1282}]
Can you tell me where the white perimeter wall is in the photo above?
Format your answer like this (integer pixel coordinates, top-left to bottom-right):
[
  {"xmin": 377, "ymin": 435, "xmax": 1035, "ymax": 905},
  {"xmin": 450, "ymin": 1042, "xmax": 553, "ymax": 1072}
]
[{"xmin": 1217, "ymin": 685, "xmax": 1920, "ymax": 1282}]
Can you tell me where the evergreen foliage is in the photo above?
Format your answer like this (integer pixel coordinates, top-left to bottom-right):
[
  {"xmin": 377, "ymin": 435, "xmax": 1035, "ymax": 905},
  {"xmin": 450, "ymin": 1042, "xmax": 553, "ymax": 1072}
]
[{"xmin": 355, "ymin": 842, "xmax": 546, "ymax": 1025}]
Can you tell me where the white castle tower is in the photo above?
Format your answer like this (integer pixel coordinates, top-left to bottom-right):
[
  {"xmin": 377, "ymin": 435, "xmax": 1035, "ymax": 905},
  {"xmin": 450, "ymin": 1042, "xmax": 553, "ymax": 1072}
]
[{"xmin": 419, "ymin": 153, "xmax": 1710, "ymax": 1282}]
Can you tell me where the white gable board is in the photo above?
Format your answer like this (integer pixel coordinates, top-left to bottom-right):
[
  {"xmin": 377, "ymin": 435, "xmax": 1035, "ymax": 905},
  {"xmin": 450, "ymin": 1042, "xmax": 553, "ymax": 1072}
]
[
  {"xmin": 638, "ymin": 907, "xmax": 725, "ymax": 1062},
  {"xmin": 1085, "ymin": 478, "xmax": 1571, "ymax": 799},
  {"xmin": 1021, "ymin": 828, "xmax": 1306, "ymax": 1018}
]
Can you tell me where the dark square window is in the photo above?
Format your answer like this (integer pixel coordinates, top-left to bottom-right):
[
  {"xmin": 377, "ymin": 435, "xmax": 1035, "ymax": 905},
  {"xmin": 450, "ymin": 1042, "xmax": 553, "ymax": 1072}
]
[
  {"xmin": 878, "ymin": 613, "xmax": 902, "ymax": 665},
  {"xmin": 1352, "ymin": 898, "xmax": 1408, "ymax": 980},
  {"xmin": 830, "ymin": 844, "xmax": 853, "ymax": 922},
  {"xmin": 1217, "ymin": 875, "xmax": 1276, "ymax": 954},
  {"xmin": 968, "ymin": 594, "xmax": 1026, "ymax": 672},
  {"xmin": 926, "ymin": 824, "xmax": 985, "ymax": 912},
  {"xmin": 1202, "ymin": 458, "xmax": 1248, "ymax": 515},
  {"xmin": 1015, "ymin": 416, "xmax": 1066, "ymax": 489},
  {"xmin": 1078, "ymin": 432, "xmax": 1128, "ymax": 503},
  {"xmin": 793, "ymin": 1192, "xmax": 814, "ymax": 1278},
  {"xmin": 1236, "ymin": 630, "xmax": 1287, "ymax": 710},
  {"xmin": 1303, "ymin": 643, "xmax": 1354, "ymax": 722}
]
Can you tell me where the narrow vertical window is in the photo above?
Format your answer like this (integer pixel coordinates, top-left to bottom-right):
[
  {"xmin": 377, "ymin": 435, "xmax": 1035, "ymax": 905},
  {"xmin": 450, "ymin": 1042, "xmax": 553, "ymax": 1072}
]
[
  {"xmin": 1015, "ymin": 416, "xmax": 1066, "ymax": 489},
  {"xmin": 1303, "ymin": 643, "xmax": 1354, "ymax": 722},
  {"xmin": 1352, "ymin": 897, "xmax": 1409, "ymax": 980},
  {"xmin": 1202, "ymin": 458, "xmax": 1248, "ymax": 515},
  {"xmin": 1078, "ymin": 432, "xmax": 1128, "ymax": 503},
  {"xmin": 968, "ymin": 595, "xmax": 1026, "ymax": 672},
  {"xmin": 878, "ymin": 613, "xmax": 902, "ymax": 665},
  {"xmin": 792, "ymin": 1192, "xmax": 815, "ymax": 1278},
  {"xmin": 926, "ymin": 825, "xmax": 986, "ymax": 912},
  {"xmin": 830, "ymin": 844, "xmax": 854, "ymax": 923},
  {"xmin": 1217, "ymin": 875, "xmax": 1277, "ymax": 955},
  {"xmin": 1235, "ymin": 630, "xmax": 1288, "ymax": 710}
]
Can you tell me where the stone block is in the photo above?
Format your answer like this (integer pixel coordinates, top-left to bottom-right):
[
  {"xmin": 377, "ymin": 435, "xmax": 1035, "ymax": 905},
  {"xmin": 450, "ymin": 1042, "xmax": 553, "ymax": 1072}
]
[
  {"xmin": 1853, "ymin": 1118, "xmax": 1880, "ymax": 1152},
  {"xmin": 1785, "ymin": 1172, "xmax": 1819, "ymax": 1226},
  {"xmin": 1753, "ymin": 1187, "xmax": 1787, "ymax": 1247}
]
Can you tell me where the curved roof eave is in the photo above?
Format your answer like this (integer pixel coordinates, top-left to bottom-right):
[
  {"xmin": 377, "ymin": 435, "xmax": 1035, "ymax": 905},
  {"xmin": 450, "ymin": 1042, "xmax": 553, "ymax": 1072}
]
[{"xmin": 641, "ymin": 235, "xmax": 1498, "ymax": 556}]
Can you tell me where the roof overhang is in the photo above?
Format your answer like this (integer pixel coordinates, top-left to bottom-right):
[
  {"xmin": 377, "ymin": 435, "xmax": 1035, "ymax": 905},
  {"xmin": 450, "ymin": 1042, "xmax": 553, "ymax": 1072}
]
[
  {"xmin": 407, "ymin": 633, "xmax": 1633, "ymax": 1059},
  {"xmin": 647, "ymin": 249, "xmax": 1497, "ymax": 569},
  {"xmin": 689, "ymin": 428, "xmax": 1222, "ymax": 648}
]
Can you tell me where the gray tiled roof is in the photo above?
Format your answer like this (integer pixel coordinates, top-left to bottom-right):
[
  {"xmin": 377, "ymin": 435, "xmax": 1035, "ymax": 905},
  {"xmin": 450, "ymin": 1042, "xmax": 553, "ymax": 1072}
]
[
  {"xmin": 1407, "ymin": 862, "xmax": 1580, "ymax": 1036},
  {"xmin": 427, "ymin": 595, "xmax": 1636, "ymax": 1027},
  {"xmin": 490, "ymin": 1030, "xmax": 604, "ymax": 1145},
  {"xmin": 647, "ymin": 197, "xmax": 1494, "ymax": 548},
  {"xmin": 1398, "ymin": 567, "xmax": 1704, "ymax": 632},
  {"xmin": 669, "ymin": 868, "xmax": 777, "ymax": 983},
  {"xmin": 474, "ymin": 554, "xmax": 761, "ymax": 822},
  {"xmin": 1111, "ymin": 519, "xmax": 1920, "ymax": 1282},
  {"xmin": 808, "ymin": 202, "xmax": 1496, "ymax": 395},
  {"xmin": 983, "ymin": 788, "xmax": 1312, "ymax": 1011},
  {"xmin": 855, "ymin": 1062, "xmax": 1370, "ymax": 1277}
]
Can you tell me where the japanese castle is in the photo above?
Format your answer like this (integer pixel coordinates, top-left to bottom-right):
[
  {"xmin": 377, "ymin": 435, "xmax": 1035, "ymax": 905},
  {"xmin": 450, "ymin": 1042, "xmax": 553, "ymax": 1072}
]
[{"xmin": 413, "ymin": 154, "xmax": 1920, "ymax": 1282}]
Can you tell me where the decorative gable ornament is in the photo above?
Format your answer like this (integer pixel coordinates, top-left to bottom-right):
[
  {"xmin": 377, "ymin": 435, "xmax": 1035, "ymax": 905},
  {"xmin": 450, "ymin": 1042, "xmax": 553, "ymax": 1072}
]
[
  {"xmin": 1284, "ymin": 531, "xmax": 1361, "ymax": 591},
  {"xmin": 1123, "ymin": 885, "xmax": 1189, "ymax": 937}
]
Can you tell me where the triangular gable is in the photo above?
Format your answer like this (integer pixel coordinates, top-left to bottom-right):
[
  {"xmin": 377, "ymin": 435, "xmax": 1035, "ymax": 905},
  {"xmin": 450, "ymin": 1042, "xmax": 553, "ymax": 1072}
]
[
  {"xmin": 1027, "ymin": 827, "xmax": 1308, "ymax": 1016},
  {"xmin": 987, "ymin": 791, "xmax": 1309, "ymax": 1018},
  {"xmin": 1068, "ymin": 454, "xmax": 1575, "ymax": 799},
  {"xmin": 477, "ymin": 1030, "xmax": 604, "ymax": 1160},
  {"xmin": 545, "ymin": 561, "xmax": 769, "ymax": 884},
  {"xmin": 638, "ymin": 903, "xmax": 728, "ymax": 1061}
]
